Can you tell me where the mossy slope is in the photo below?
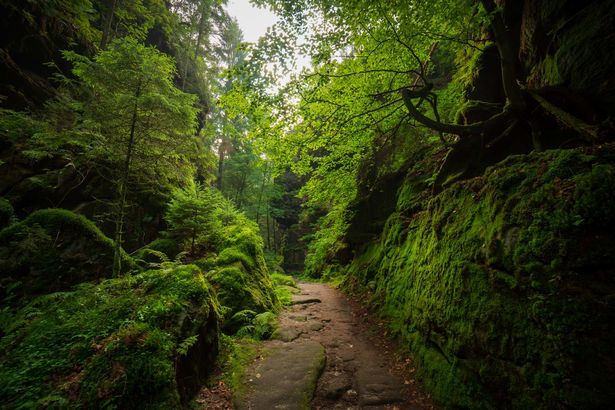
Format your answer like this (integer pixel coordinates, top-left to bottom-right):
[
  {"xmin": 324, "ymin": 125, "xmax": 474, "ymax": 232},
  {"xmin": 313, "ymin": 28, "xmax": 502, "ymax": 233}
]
[
  {"xmin": 0, "ymin": 209, "xmax": 135, "ymax": 302},
  {"xmin": 343, "ymin": 145, "xmax": 615, "ymax": 409},
  {"xmin": 0, "ymin": 265, "xmax": 220, "ymax": 409},
  {"xmin": 204, "ymin": 221, "xmax": 279, "ymax": 322}
]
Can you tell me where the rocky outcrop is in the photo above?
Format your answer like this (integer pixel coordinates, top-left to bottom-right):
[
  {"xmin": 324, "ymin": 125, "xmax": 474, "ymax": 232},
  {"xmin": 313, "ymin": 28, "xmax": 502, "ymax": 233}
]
[
  {"xmin": 341, "ymin": 144, "xmax": 615, "ymax": 408},
  {"xmin": 0, "ymin": 208, "xmax": 135, "ymax": 303}
]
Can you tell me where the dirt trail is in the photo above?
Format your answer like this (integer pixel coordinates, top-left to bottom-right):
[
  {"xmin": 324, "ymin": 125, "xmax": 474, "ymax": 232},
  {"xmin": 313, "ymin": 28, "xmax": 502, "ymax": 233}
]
[{"xmin": 236, "ymin": 282, "xmax": 435, "ymax": 409}]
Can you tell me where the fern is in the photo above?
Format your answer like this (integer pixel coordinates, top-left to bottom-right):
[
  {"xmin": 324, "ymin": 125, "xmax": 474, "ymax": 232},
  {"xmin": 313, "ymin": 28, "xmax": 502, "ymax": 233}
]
[
  {"xmin": 177, "ymin": 335, "xmax": 198, "ymax": 356},
  {"xmin": 236, "ymin": 325, "xmax": 256, "ymax": 338},
  {"xmin": 253, "ymin": 312, "xmax": 277, "ymax": 339}
]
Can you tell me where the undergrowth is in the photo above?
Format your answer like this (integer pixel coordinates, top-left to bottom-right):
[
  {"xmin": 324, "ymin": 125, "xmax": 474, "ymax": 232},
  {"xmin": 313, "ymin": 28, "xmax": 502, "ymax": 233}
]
[{"xmin": 0, "ymin": 265, "xmax": 220, "ymax": 409}]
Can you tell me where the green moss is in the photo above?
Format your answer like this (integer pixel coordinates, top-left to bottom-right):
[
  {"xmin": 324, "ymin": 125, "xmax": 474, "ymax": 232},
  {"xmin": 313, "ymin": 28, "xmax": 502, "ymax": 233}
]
[
  {"xmin": 0, "ymin": 265, "xmax": 220, "ymax": 408},
  {"xmin": 216, "ymin": 336, "xmax": 259, "ymax": 402},
  {"xmin": 0, "ymin": 197, "xmax": 15, "ymax": 229},
  {"xmin": 135, "ymin": 238, "xmax": 180, "ymax": 260},
  {"xmin": 209, "ymin": 264, "xmax": 276, "ymax": 322},
  {"xmin": 271, "ymin": 273, "xmax": 298, "ymax": 288},
  {"xmin": 218, "ymin": 247, "xmax": 256, "ymax": 270},
  {"xmin": 270, "ymin": 273, "xmax": 299, "ymax": 306},
  {"xmin": 341, "ymin": 144, "xmax": 615, "ymax": 409},
  {"xmin": 207, "ymin": 223, "xmax": 279, "ymax": 321},
  {"xmin": 0, "ymin": 209, "xmax": 135, "ymax": 302}
]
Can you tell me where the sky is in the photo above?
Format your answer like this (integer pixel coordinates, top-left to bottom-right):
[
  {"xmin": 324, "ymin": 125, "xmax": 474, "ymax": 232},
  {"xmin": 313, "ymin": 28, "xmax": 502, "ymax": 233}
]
[{"xmin": 225, "ymin": 0, "xmax": 279, "ymax": 43}]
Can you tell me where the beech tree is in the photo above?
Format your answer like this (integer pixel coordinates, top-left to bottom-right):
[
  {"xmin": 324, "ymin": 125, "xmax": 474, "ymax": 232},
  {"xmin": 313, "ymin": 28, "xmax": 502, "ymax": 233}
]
[{"xmin": 65, "ymin": 37, "xmax": 198, "ymax": 275}]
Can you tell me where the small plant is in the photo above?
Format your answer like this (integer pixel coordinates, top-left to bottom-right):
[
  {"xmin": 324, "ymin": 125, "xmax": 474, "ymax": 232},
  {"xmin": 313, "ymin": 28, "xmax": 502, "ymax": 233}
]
[{"xmin": 233, "ymin": 310, "xmax": 277, "ymax": 340}]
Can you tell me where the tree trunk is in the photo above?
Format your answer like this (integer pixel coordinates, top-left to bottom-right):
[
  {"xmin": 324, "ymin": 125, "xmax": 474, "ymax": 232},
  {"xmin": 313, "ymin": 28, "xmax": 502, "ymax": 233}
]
[
  {"xmin": 235, "ymin": 169, "xmax": 247, "ymax": 207},
  {"xmin": 266, "ymin": 203, "xmax": 271, "ymax": 250},
  {"xmin": 100, "ymin": 0, "xmax": 118, "ymax": 50},
  {"xmin": 216, "ymin": 142, "xmax": 225, "ymax": 190},
  {"xmin": 479, "ymin": 0, "xmax": 525, "ymax": 112},
  {"xmin": 255, "ymin": 165, "xmax": 268, "ymax": 225},
  {"xmin": 273, "ymin": 220, "xmax": 278, "ymax": 253},
  {"xmin": 194, "ymin": 3, "xmax": 209, "ymax": 61},
  {"xmin": 113, "ymin": 80, "xmax": 141, "ymax": 277}
]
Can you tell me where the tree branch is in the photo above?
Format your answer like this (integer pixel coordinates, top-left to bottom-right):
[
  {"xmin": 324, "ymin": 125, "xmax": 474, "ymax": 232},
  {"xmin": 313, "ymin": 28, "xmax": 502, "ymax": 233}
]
[{"xmin": 401, "ymin": 87, "xmax": 513, "ymax": 136}]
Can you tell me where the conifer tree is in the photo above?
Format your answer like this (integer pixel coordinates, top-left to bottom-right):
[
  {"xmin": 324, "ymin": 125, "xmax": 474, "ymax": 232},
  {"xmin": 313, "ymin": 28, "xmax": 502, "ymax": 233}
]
[{"xmin": 64, "ymin": 37, "xmax": 198, "ymax": 275}]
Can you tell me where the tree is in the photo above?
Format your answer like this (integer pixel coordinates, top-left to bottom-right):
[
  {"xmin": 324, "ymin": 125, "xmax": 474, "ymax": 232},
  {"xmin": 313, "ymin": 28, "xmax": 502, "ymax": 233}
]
[
  {"xmin": 64, "ymin": 37, "xmax": 198, "ymax": 275},
  {"xmin": 254, "ymin": 0, "xmax": 609, "ymax": 196},
  {"xmin": 165, "ymin": 182, "xmax": 219, "ymax": 254}
]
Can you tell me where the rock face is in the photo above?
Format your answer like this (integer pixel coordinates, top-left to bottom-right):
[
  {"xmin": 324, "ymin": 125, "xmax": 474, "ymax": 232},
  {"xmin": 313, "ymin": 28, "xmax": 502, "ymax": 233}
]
[
  {"xmin": 520, "ymin": 0, "xmax": 615, "ymax": 112},
  {"xmin": 340, "ymin": 144, "xmax": 615, "ymax": 408},
  {"xmin": 428, "ymin": 0, "xmax": 615, "ymax": 192}
]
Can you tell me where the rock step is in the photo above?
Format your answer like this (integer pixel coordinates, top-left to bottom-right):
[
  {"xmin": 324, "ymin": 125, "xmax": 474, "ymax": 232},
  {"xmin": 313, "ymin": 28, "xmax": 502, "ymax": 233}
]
[
  {"xmin": 290, "ymin": 298, "xmax": 322, "ymax": 305},
  {"xmin": 235, "ymin": 341, "xmax": 325, "ymax": 410}
]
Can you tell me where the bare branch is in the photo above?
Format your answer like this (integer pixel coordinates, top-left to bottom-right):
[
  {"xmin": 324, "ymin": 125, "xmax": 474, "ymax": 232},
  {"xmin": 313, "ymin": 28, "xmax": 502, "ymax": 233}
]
[
  {"xmin": 401, "ymin": 87, "xmax": 513, "ymax": 136},
  {"xmin": 378, "ymin": 8, "xmax": 424, "ymax": 72},
  {"xmin": 307, "ymin": 68, "xmax": 420, "ymax": 79}
]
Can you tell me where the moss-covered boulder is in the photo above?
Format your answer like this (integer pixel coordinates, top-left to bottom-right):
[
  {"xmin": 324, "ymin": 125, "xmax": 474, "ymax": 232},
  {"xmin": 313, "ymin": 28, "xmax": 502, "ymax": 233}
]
[
  {"xmin": 342, "ymin": 144, "xmax": 615, "ymax": 408},
  {"xmin": 207, "ymin": 223, "xmax": 279, "ymax": 323},
  {"xmin": 0, "ymin": 208, "xmax": 135, "ymax": 302},
  {"xmin": 0, "ymin": 265, "xmax": 220, "ymax": 409},
  {"xmin": 132, "ymin": 238, "xmax": 180, "ymax": 268}
]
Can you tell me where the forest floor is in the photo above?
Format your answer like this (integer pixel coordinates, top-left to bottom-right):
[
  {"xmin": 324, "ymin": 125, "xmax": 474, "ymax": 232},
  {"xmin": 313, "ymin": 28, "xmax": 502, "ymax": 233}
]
[{"xmin": 198, "ymin": 282, "xmax": 435, "ymax": 409}]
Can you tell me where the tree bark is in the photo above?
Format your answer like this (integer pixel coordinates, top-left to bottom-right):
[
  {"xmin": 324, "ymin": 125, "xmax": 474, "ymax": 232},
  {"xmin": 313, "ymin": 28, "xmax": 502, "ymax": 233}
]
[
  {"xmin": 216, "ymin": 141, "xmax": 225, "ymax": 191},
  {"xmin": 113, "ymin": 80, "xmax": 140, "ymax": 277},
  {"xmin": 401, "ymin": 88, "xmax": 514, "ymax": 136},
  {"xmin": 100, "ymin": 0, "xmax": 118, "ymax": 50},
  {"xmin": 479, "ymin": 0, "xmax": 525, "ymax": 112}
]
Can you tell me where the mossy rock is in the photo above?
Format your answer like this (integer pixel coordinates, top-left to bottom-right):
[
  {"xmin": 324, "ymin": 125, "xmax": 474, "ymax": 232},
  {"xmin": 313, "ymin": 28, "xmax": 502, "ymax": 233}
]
[
  {"xmin": 209, "ymin": 223, "xmax": 279, "ymax": 320},
  {"xmin": 341, "ymin": 144, "xmax": 615, "ymax": 408},
  {"xmin": 0, "ymin": 265, "xmax": 220, "ymax": 409},
  {"xmin": 132, "ymin": 238, "xmax": 180, "ymax": 268},
  {"xmin": 522, "ymin": 0, "xmax": 615, "ymax": 111},
  {"xmin": 0, "ymin": 208, "xmax": 135, "ymax": 303},
  {"xmin": 209, "ymin": 260, "xmax": 277, "ymax": 326},
  {"xmin": 136, "ymin": 238, "xmax": 180, "ymax": 260}
]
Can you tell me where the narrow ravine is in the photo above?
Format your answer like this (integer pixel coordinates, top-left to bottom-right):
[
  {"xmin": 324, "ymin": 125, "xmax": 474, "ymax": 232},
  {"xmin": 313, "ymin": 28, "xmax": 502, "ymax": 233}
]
[{"xmin": 235, "ymin": 283, "xmax": 435, "ymax": 409}]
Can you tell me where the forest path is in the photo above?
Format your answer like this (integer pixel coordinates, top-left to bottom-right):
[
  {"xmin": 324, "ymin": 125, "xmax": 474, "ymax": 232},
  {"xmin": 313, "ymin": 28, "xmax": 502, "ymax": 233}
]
[{"xmin": 235, "ymin": 282, "xmax": 435, "ymax": 409}]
